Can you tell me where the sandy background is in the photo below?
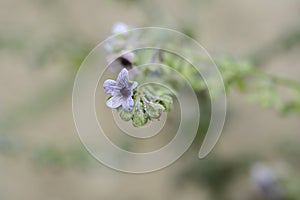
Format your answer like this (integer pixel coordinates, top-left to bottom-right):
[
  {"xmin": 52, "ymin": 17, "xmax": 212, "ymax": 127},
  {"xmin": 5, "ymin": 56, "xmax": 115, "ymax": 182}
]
[{"xmin": 1, "ymin": 0, "xmax": 300, "ymax": 199}]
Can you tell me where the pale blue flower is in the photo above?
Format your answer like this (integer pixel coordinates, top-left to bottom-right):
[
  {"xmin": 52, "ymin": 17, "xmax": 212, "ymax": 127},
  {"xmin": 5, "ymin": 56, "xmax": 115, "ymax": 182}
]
[
  {"xmin": 250, "ymin": 163, "xmax": 283, "ymax": 199},
  {"xmin": 103, "ymin": 69, "xmax": 138, "ymax": 111},
  {"xmin": 112, "ymin": 22, "xmax": 129, "ymax": 35}
]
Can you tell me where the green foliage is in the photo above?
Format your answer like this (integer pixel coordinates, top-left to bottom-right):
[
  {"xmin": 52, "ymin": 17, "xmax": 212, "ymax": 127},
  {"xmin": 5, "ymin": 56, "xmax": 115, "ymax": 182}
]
[
  {"xmin": 206, "ymin": 56, "xmax": 300, "ymax": 115},
  {"xmin": 147, "ymin": 50, "xmax": 300, "ymax": 116},
  {"xmin": 118, "ymin": 85, "xmax": 173, "ymax": 127},
  {"xmin": 33, "ymin": 145, "xmax": 92, "ymax": 170},
  {"xmin": 107, "ymin": 41, "xmax": 300, "ymax": 127}
]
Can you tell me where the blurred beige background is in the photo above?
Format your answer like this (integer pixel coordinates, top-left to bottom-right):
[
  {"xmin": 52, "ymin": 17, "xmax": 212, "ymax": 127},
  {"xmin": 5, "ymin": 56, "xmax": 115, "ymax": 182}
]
[{"xmin": 0, "ymin": 0, "xmax": 300, "ymax": 199}]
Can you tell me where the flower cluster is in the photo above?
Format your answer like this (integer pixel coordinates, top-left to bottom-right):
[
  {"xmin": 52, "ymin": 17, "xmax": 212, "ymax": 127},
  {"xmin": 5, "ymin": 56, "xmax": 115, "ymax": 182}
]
[
  {"xmin": 102, "ymin": 23, "xmax": 175, "ymax": 127},
  {"xmin": 103, "ymin": 68, "xmax": 173, "ymax": 127}
]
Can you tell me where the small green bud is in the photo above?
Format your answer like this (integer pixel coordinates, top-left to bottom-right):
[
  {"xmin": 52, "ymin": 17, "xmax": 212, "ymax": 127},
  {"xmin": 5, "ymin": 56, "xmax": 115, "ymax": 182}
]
[
  {"xmin": 119, "ymin": 109, "xmax": 133, "ymax": 121},
  {"xmin": 146, "ymin": 103, "xmax": 164, "ymax": 119},
  {"xmin": 132, "ymin": 109, "xmax": 148, "ymax": 127},
  {"xmin": 151, "ymin": 102, "xmax": 165, "ymax": 110},
  {"xmin": 157, "ymin": 95, "xmax": 173, "ymax": 111}
]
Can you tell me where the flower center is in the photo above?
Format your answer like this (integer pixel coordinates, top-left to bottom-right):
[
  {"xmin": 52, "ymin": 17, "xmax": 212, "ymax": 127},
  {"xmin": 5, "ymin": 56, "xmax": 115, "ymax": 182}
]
[{"xmin": 120, "ymin": 87, "xmax": 131, "ymax": 98}]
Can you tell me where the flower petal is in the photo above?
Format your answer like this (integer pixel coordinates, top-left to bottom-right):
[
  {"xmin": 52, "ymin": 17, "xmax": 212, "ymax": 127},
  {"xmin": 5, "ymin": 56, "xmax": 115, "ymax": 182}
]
[
  {"xmin": 103, "ymin": 79, "xmax": 118, "ymax": 95},
  {"xmin": 122, "ymin": 97, "xmax": 134, "ymax": 111},
  {"xmin": 106, "ymin": 95, "xmax": 123, "ymax": 109},
  {"xmin": 117, "ymin": 69, "xmax": 129, "ymax": 87}
]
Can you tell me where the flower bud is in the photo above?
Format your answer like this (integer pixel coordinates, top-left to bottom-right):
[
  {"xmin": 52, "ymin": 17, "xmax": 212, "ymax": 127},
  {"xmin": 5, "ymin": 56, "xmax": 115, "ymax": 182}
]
[
  {"xmin": 132, "ymin": 109, "xmax": 148, "ymax": 127},
  {"xmin": 146, "ymin": 103, "xmax": 164, "ymax": 119},
  {"xmin": 157, "ymin": 95, "xmax": 173, "ymax": 111},
  {"xmin": 119, "ymin": 109, "xmax": 133, "ymax": 121},
  {"xmin": 132, "ymin": 101, "xmax": 148, "ymax": 127}
]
